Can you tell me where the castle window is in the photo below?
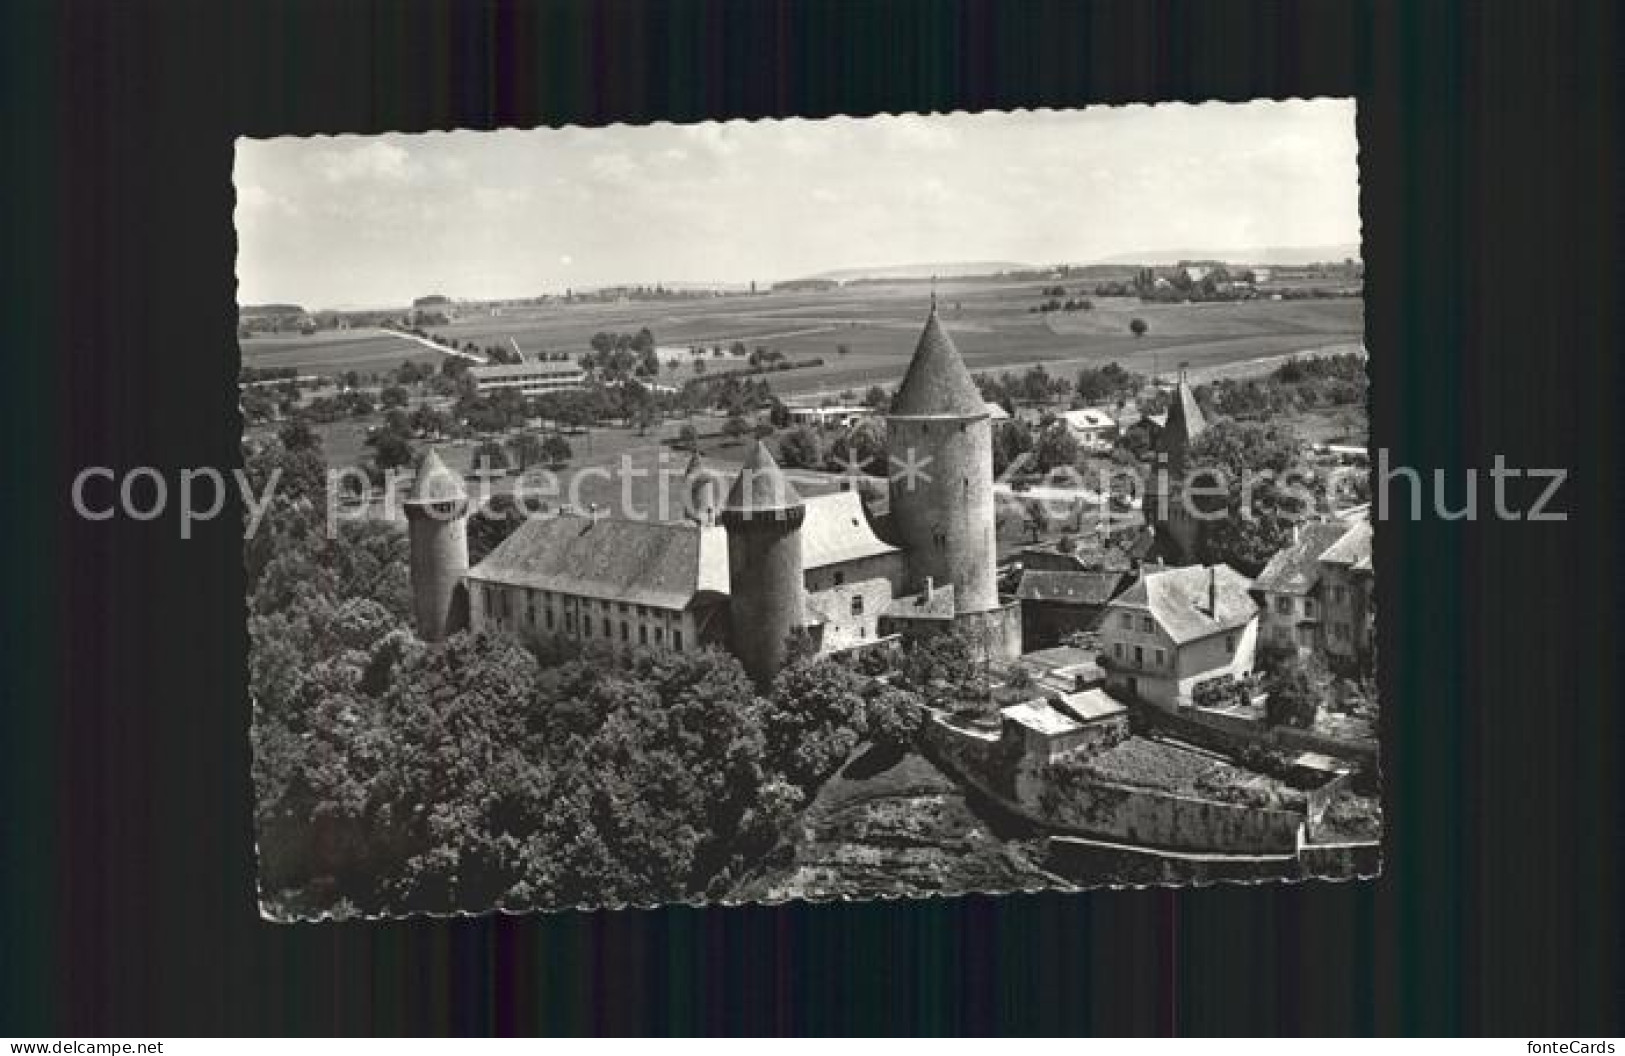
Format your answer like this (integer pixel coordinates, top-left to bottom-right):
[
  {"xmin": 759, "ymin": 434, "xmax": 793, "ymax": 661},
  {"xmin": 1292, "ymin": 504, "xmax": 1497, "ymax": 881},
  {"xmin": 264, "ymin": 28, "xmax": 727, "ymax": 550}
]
[
  {"xmin": 1134, "ymin": 645, "xmax": 1144, "ymax": 666},
  {"xmin": 833, "ymin": 571, "xmax": 845, "ymax": 587},
  {"xmin": 1120, "ymin": 613, "xmax": 1133, "ymax": 630},
  {"xmin": 673, "ymin": 631, "xmax": 683, "ymax": 651},
  {"xmin": 1155, "ymin": 648, "xmax": 1166, "ymax": 668},
  {"xmin": 1226, "ymin": 633, "xmax": 1238, "ymax": 652},
  {"xmin": 603, "ymin": 618, "xmax": 612, "ymax": 637},
  {"xmin": 639, "ymin": 625, "xmax": 648, "ymax": 645},
  {"xmin": 621, "ymin": 622, "xmax": 630, "ymax": 642},
  {"xmin": 1275, "ymin": 595, "xmax": 1293, "ymax": 616},
  {"xmin": 851, "ymin": 595, "xmax": 864, "ymax": 616},
  {"xmin": 1140, "ymin": 616, "xmax": 1154, "ymax": 634},
  {"xmin": 545, "ymin": 609, "xmax": 555, "ymax": 630},
  {"xmin": 653, "ymin": 627, "xmax": 663, "ymax": 644}
]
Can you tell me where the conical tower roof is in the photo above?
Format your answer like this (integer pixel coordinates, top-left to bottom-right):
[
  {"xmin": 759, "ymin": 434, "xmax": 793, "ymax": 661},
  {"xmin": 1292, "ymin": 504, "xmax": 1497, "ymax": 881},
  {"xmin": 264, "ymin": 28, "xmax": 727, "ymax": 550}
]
[
  {"xmin": 721, "ymin": 441, "xmax": 803, "ymax": 516},
  {"xmin": 1157, "ymin": 377, "xmax": 1208, "ymax": 471},
  {"xmin": 405, "ymin": 447, "xmax": 467, "ymax": 504},
  {"xmin": 890, "ymin": 302, "xmax": 988, "ymax": 417}
]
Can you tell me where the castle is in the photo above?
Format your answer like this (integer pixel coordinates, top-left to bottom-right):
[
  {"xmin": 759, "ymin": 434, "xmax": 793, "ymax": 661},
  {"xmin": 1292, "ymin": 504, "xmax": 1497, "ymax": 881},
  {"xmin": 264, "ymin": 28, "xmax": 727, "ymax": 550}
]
[{"xmin": 404, "ymin": 302, "xmax": 1023, "ymax": 685}]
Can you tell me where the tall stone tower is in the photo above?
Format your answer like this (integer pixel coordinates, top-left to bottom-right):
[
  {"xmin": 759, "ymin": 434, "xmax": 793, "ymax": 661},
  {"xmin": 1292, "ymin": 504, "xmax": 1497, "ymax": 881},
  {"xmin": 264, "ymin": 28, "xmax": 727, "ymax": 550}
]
[
  {"xmin": 684, "ymin": 449, "xmax": 719, "ymax": 526},
  {"xmin": 404, "ymin": 447, "xmax": 470, "ymax": 642},
  {"xmin": 720, "ymin": 441, "xmax": 807, "ymax": 686},
  {"xmin": 1146, "ymin": 369, "xmax": 1209, "ymax": 564},
  {"xmin": 886, "ymin": 301, "xmax": 1000, "ymax": 614}
]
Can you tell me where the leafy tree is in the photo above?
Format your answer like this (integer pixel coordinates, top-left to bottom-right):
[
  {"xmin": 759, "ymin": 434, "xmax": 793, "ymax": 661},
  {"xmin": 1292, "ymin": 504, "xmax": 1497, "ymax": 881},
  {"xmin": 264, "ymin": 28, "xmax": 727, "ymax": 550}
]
[
  {"xmin": 722, "ymin": 415, "xmax": 751, "ymax": 442},
  {"xmin": 992, "ymin": 418, "xmax": 1034, "ymax": 476},
  {"xmin": 761, "ymin": 657, "xmax": 869, "ymax": 790},
  {"xmin": 540, "ymin": 435, "xmax": 573, "ymax": 467},
  {"xmin": 775, "ymin": 425, "xmax": 825, "ymax": 469},
  {"xmin": 865, "ymin": 687, "xmax": 925, "ymax": 752},
  {"xmin": 473, "ymin": 439, "xmax": 510, "ymax": 473},
  {"xmin": 1023, "ymin": 500, "xmax": 1051, "ymax": 543},
  {"xmin": 1033, "ymin": 422, "xmax": 1080, "ymax": 473},
  {"xmin": 677, "ymin": 423, "xmax": 700, "ymax": 451},
  {"xmin": 367, "ymin": 430, "xmax": 415, "ymax": 475},
  {"xmin": 829, "ymin": 417, "xmax": 887, "ymax": 470},
  {"xmin": 507, "ymin": 432, "xmax": 546, "ymax": 471},
  {"xmin": 1185, "ymin": 419, "xmax": 1321, "ymax": 575},
  {"xmin": 380, "ymin": 385, "xmax": 410, "ymax": 409},
  {"xmin": 1266, "ymin": 652, "xmax": 1325, "ymax": 729},
  {"xmin": 278, "ymin": 418, "xmax": 321, "ymax": 453},
  {"xmin": 1130, "ymin": 317, "xmax": 1148, "ymax": 338}
]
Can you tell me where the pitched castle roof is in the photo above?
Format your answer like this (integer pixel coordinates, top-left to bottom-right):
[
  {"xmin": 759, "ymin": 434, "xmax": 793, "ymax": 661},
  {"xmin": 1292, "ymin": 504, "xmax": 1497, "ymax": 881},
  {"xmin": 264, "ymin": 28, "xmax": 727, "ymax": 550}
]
[
  {"xmin": 468, "ymin": 515, "xmax": 728, "ymax": 611},
  {"xmin": 1111, "ymin": 564, "xmax": 1257, "ymax": 645},
  {"xmin": 889, "ymin": 303, "xmax": 988, "ymax": 418},
  {"xmin": 721, "ymin": 441, "xmax": 803, "ymax": 516},
  {"xmin": 405, "ymin": 447, "xmax": 467, "ymax": 504},
  {"xmin": 798, "ymin": 490, "xmax": 899, "ymax": 569}
]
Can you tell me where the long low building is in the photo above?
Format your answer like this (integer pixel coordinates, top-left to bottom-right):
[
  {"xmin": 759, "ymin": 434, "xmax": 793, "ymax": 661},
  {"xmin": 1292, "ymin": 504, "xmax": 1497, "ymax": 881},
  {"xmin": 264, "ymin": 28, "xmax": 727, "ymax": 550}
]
[
  {"xmin": 464, "ymin": 486, "xmax": 906, "ymax": 658},
  {"xmin": 468, "ymin": 359, "xmax": 587, "ymax": 396}
]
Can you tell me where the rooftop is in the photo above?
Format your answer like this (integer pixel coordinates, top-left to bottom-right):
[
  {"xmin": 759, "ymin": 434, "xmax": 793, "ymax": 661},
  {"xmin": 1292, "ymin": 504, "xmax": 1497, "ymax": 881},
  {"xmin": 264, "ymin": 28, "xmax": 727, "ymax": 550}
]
[
  {"xmin": 885, "ymin": 583, "xmax": 958, "ymax": 621},
  {"xmin": 405, "ymin": 448, "xmax": 467, "ymax": 504},
  {"xmin": 1111, "ymin": 564, "xmax": 1258, "ymax": 644},
  {"xmin": 1001, "ymin": 700, "xmax": 1082, "ymax": 737},
  {"xmin": 799, "ymin": 490, "xmax": 900, "ymax": 569},
  {"xmin": 1060, "ymin": 407, "xmax": 1117, "ymax": 430},
  {"xmin": 1251, "ymin": 522, "xmax": 1354, "ymax": 596},
  {"xmin": 468, "ymin": 514, "xmax": 728, "ymax": 611},
  {"xmin": 889, "ymin": 304, "xmax": 989, "ymax": 418},
  {"xmin": 1054, "ymin": 687, "xmax": 1129, "ymax": 723},
  {"xmin": 1015, "ymin": 569, "xmax": 1129, "ymax": 607},
  {"xmin": 1319, "ymin": 519, "xmax": 1373, "ymax": 569},
  {"xmin": 721, "ymin": 441, "xmax": 804, "ymax": 517}
]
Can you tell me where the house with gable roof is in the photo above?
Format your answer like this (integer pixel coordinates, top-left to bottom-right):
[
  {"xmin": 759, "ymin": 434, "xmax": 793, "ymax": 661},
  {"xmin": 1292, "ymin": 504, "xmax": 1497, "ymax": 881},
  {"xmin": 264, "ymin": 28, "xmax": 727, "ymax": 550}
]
[{"xmin": 1099, "ymin": 564, "xmax": 1260, "ymax": 708}]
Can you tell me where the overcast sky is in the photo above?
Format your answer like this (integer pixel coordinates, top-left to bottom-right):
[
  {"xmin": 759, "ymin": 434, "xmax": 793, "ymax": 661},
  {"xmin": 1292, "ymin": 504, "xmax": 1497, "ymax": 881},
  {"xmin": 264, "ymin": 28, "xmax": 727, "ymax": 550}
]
[{"xmin": 235, "ymin": 99, "xmax": 1359, "ymax": 308}]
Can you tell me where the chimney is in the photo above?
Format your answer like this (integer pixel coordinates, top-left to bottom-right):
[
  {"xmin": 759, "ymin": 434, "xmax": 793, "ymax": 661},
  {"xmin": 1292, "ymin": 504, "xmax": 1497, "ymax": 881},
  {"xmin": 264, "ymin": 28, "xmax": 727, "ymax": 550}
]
[{"xmin": 923, "ymin": 576, "xmax": 935, "ymax": 603}]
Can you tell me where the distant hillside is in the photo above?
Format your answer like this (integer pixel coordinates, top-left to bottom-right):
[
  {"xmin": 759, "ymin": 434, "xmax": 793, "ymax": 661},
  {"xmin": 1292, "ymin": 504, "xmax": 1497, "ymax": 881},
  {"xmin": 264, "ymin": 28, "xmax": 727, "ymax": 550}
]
[
  {"xmin": 800, "ymin": 261, "xmax": 1031, "ymax": 283},
  {"xmin": 1092, "ymin": 244, "xmax": 1362, "ymax": 267}
]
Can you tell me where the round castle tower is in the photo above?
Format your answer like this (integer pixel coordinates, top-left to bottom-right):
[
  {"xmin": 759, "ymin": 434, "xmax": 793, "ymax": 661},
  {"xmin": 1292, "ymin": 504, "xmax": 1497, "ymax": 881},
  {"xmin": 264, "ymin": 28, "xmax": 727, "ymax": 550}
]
[
  {"xmin": 719, "ymin": 441, "xmax": 806, "ymax": 687},
  {"xmin": 404, "ymin": 447, "xmax": 470, "ymax": 642},
  {"xmin": 886, "ymin": 301, "xmax": 999, "ymax": 614},
  {"xmin": 684, "ymin": 449, "xmax": 719, "ymax": 526}
]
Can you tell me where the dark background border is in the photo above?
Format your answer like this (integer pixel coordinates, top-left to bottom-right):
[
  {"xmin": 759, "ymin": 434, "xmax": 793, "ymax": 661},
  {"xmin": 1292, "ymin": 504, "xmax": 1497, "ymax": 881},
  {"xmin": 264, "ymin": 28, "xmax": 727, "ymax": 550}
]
[{"xmin": 1, "ymin": 0, "xmax": 1618, "ymax": 1036}]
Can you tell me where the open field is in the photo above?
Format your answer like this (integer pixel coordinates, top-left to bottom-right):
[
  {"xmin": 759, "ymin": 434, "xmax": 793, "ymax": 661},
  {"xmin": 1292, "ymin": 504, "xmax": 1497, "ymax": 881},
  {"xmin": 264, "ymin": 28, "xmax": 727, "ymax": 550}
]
[{"xmin": 240, "ymin": 277, "xmax": 1364, "ymax": 392}]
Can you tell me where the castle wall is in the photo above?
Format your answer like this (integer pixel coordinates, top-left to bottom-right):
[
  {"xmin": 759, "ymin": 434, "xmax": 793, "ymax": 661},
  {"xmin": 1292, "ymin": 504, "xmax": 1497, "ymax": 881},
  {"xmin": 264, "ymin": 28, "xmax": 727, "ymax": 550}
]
[{"xmin": 887, "ymin": 414, "xmax": 999, "ymax": 613}]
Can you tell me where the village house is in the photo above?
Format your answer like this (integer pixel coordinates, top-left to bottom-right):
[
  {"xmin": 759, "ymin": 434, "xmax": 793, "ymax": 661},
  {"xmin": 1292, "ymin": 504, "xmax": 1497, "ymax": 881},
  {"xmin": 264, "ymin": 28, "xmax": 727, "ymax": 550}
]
[
  {"xmin": 1058, "ymin": 406, "xmax": 1119, "ymax": 449},
  {"xmin": 1251, "ymin": 517, "xmax": 1374, "ymax": 668},
  {"xmin": 1100, "ymin": 564, "xmax": 1259, "ymax": 708}
]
